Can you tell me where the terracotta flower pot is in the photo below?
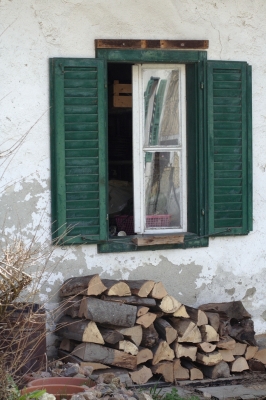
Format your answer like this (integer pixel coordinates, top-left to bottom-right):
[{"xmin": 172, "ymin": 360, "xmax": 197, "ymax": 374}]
[
  {"xmin": 27, "ymin": 376, "xmax": 95, "ymax": 388},
  {"xmin": 21, "ymin": 384, "xmax": 87, "ymax": 400}
]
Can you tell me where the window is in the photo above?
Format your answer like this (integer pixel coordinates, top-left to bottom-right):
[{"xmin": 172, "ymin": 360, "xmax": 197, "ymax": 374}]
[{"xmin": 49, "ymin": 49, "xmax": 252, "ymax": 252}]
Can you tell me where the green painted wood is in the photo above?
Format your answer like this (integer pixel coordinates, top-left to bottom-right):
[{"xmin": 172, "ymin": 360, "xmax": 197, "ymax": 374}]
[
  {"xmin": 96, "ymin": 49, "xmax": 207, "ymax": 63},
  {"xmin": 247, "ymin": 64, "xmax": 253, "ymax": 232},
  {"xmin": 207, "ymin": 60, "xmax": 252, "ymax": 235},
  {"xmin": 50, "ymin": 58, "xmax": 108, "ymax": 244}
]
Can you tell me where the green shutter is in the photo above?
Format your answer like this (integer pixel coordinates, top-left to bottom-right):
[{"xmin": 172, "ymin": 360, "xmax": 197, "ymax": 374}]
[
  {"xmin": 50, "ymin": 58, "xmax": 108, "ymax": 244},
  {"xmin": 207, "ymin": 61, "xmax": 252, "ymax": 235}
]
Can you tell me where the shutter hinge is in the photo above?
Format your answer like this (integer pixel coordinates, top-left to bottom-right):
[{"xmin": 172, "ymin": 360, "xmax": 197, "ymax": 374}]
[
  {"xmin": 200, "ymin": 82, "xmax": 204, "ymax": 89},
  {"xmin": 201, "ymin": 209, "xmax": 205, "ymax": 216},
  {"xmin": 106, "ymin": 214, "xmax": 109, "ymax": 221}
]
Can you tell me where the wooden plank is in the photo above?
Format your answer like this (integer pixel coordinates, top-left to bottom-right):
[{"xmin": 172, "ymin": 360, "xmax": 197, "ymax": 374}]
[
  {"xmin": 95, "ymin": 39, "xmax": 209, "ymax": 50},
  {"xmin": 132, "ymin": 234, "xmax": 184, "ymax": 246}
]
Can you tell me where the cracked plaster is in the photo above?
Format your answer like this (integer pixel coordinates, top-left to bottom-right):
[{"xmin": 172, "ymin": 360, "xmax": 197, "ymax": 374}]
[{"xmin": 1, "ymin": 0, "xmax": 266, "ymax": 339}]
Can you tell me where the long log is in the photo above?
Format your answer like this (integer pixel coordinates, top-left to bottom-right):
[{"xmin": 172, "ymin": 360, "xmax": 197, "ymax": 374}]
[
  {"xmin": 71, "ymin": 342, "xmax": 137, "ymax": 370},
  {"xmin": 101, "ymin": 295, "xmax": 156, "ymax": 307},
  {"xmin": 154, "ymin": 318, "xmax": 177, "ymax": 344},
  {"xmin": 198, "ymin": 301, "xmax": 251, "ymax": 320},
  {"xmin": 56, "ymin": 316, "xmax": 104, "ymax": 344},
  {"xmin": 60, "ymin": 274, "xmax": 107, "ymax": 297},
  {"xmin": 78, "ymin": 297, "xmax": 137, "ymax": 327},
  {"xmin": 151, "ymin": 362, "xmax": 174, "ymax": 383}
]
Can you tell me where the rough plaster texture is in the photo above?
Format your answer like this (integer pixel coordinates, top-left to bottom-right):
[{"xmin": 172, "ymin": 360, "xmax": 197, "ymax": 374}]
[{"xmin": 1, "ymin": 0, "xmax": 266, "ymax": 354}]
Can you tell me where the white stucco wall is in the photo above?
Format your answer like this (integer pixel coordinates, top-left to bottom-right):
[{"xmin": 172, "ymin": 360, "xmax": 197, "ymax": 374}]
[{"xmin": 1, "ymin": 0, "xmax": 266, "ymax": 351}]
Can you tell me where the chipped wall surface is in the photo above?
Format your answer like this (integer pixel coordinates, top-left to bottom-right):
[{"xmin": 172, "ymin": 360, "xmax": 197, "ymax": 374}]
[{"xmin": 1, "ymin": 0, "xmax": 266, "ymax": 351}]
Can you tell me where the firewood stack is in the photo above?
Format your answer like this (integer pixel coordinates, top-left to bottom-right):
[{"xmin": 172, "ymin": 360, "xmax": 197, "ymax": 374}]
[{"xmin": 55, "ymin": 275, "xmax": 266, "ymax": 384}]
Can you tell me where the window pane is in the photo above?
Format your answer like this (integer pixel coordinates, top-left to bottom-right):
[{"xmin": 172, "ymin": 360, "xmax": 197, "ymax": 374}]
[
  {"xmin": 143, "ymin": 69, "xmax": 180, "ymax": 147},
  {"xmin": 145, "ymin": 151, "xmax": 182, "ymax": 228}
]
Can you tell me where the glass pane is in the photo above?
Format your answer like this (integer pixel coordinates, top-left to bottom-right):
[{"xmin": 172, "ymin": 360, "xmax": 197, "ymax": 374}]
[
  {"xmin": 143, "ymin": 69, "xmax": 181, "ymax": 147},
  {"xmin": 145, "ymin": 151, "xmax": 182, "ymax": 228}
]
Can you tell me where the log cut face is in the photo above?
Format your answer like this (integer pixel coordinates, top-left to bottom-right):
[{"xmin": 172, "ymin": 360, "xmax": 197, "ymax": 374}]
[{"xmin": 60, "ymin": 275, "xmax": 107, "ymax": 297}]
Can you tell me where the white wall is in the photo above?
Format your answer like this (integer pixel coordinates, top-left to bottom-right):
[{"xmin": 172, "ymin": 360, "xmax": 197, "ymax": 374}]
[{"xmin": 1, "ymin": 0, "xmax": 266, "ymax": 349}]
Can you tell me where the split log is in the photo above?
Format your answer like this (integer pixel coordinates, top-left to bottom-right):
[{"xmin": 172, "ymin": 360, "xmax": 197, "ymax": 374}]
[
  {"xmin": 200, "ymin": 361, "xmax": 230, "ymax": 379},
  {"xmin": 101, "ymin": 295, "xmax": 156, "ymax": 307},
  {"xmin": 173, "ymin": 359, "xmax": 189, "ymax": 380},
  {"xmin": 218, "ymin": 349, "xmax": 235, "ymax": 362},
  {"xmin": 59, "ymin": 338, "xmax": 77, "ymax": 352},
  {"xmin": 196, "ymin": 351, "xmax": 223, "ymax": 366},
  {"xmin": 136, "ymin": 312, "xmax": 157, "ymax": 328},
  {"xmin": 197, "ymin": 342, "xmax": 216, "ymax": 353},
  {"xmin": 185, "ymin": 306, "xmax": 208, "ymax": 326},
  {"xmin": 198, "ymin": 301, "xmax": 251, "ymax": 320},
  {"xmin": 118, "ymin": 340, "xmax": 138, "ymax": 355},
  {"xmin": 181, "ymin": 360, "xmax": 203, "ymax": 380},
  {"xmin": 101, "ymin": 279, "xmax": 131, "ymax": 296},
  {"xmin": 172, "ymin": 305, "xmax": 189, "ymax": 318},
  {"xmin": 137, "ymin": 306, "xmax": 149, "ymax": 317},
  {"xmin": 254, "ymin": 349, "xmax": 266, "ymax": 364},
  {"xmin": 159, "ymin": 295, "xmax": 182, "ymax": 313},
  {"xmin": 226, "ymin": 319, "xmax": 256, "ymax": 346},
  {"xmin": 58, "ymin": 349, "xmax": 110, "ymax": 369},
  {"xmin": 152, "ymin": 340, "xmax": 175, "ymax": 365},
  {"xmin": 60, "ymin": 296, "xmax": 82, "ymax": 318},
  {"xmin": 248, "ymin": 359, "xmax": 265, "ymax": 371},
  {"xmin": 124, "ymin": 280, "xmax": 155, "ymax": 297},
  {"xmin": 60, "ymin": 274, "xmax": 107, "ymax": 297},
  {"xmin": 199, "ymin": 325, "xmax": 219, "ymax": 342},
  {"xmin": 230, "ymin": 356, "xmax": 249, "ymax": 372},
  {"xmin": 118, "ymin": 326, "xmax": 143, "ymax": 346},
  {"xmin": 232, "ymin": 342, "xmax": 247, "ymax": 356},
  {"xmin": 205, "ymin": 312, "xmax": 220, "ymax": 332},
  {"xmin": 154, "ymin": 318, "xmax": 177, "ymax": 344},
  {"xmin": 129, "ymin": 366, "xmax": 152, "ymax": 384},
  {"xmin": 151, "ymin": 362, "xmax": 174, "ymax": 383},
  {"xmin": 245, "ymin": 345, "xmax": 259, "ymax": 360},
  {"xmin": 150, "ymin": 282, "xmax": 168, "ymax": 299},
  {"xmin": 140, "ymin": 324, "xmax": 159, "ymax": 348},
  {"xmin": 56, "ymin": 316, "xmax": 104, "ymax": 344},
  {"xmin": 79, "ymin": 297, "xmax": 137, "ymax": 327},
  {"xmin": 98, "ymin": 327, "xmax": 124, "ymax": 345},
  {"xmin": 137, "ymin": 347, "xmax": 153, "ymax": 365},
  {"xmin": 216, "ymin": 336, "xmax": 236, "ymax": 350},
  {"xmin": 170, "ymin": 319, "xmax": 201, "ymax": 343},
  {"xmin": 71, "ymin": 342, "xmax": 137, "ymax": 370},
  {"xmin": 172, "ymin": 342, "xmax": 197, "ymax": 361}
]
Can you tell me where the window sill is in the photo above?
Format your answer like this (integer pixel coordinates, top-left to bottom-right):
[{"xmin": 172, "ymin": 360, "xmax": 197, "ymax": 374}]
[{"xmin": 97, "ymin": 233, "xmax": 209, "ymax": 253}]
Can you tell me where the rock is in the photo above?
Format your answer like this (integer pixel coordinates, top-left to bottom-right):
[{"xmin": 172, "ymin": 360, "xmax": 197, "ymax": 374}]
[
  {"xmin": 39, "ymin": 394, "xmax": 56, "ymax": 400},
  {"xmin": 70, "ymin": 395, "xmax": 86, "ymax": 400},
  {"xmin": 63, "ymin": 363, "xmax": 80, "ymax": 377},
  {"xmin": 40, "ymin": 371, "xmax": 52, "ymax": 378},
  {"xmin": 97, "ymin": 373, "xmax": 116, "ymax": 384},
  {"xmin": 82, "ymin": 393, "xmax": 98, "ymax": 400},
  {"xmin": 81, "ymin": 366, "xmax": 94, "ymax": 377}
]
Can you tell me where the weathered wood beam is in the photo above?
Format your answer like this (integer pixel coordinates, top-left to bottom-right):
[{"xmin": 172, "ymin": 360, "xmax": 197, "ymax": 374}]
[{"xmin": 95, "ymin": 39, "xmax": 209, "ymax": 50}]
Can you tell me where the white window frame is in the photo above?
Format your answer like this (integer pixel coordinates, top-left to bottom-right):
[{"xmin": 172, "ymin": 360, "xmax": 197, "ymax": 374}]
[{"xmin": 133, "ymin": 64, "xmax": 187, "ymax": 234}]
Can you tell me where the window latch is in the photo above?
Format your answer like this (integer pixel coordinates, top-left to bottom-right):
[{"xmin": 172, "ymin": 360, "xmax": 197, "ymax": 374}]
[{"xmin": 200, "ymin": 82, "xmax": 204, "ymax": 89}]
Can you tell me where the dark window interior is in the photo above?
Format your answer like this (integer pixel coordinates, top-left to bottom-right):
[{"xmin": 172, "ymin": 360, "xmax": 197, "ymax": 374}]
[{"xmin": 107, "ymin": 63, "xmax": 135, "ymax": 235}]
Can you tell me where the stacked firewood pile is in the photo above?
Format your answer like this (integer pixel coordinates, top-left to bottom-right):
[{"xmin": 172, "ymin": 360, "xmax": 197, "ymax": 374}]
[{"xmin": 55, "ymin": 275, "xmax": 266, "ymax": 384}]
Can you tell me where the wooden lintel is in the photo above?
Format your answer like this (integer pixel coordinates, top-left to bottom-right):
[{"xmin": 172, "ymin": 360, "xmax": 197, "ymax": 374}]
[
  {"xmin": 95, "ymin": 39, "xmax": 209, "ymax": 50},
  {"xmin": 132, "ymin": 235, "xmax": 184, "ymax": 247}
]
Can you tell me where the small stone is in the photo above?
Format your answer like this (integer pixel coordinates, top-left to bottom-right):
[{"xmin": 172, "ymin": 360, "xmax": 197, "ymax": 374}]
[
  {"xmin": 39, "ymin": 394, "xmax": 56, "ymax": 400},
  {"xmin": 97, "ymin": 373, "xmax": 116, "ymax": 384},
  {"xmin": 82, "ymin": 366, "xmax": 94, "ymax": 377},
  {"xmin": 63, "ymin": 364, "xmax": 80, "ymax": 377},
  {"xmin": 70, "ymin": 395, "xmax": 86, "ymax": 400},
  {"xmin": 82, "ymin": 392, "xmax": 98, "ymax": 400},
  {"xmin": 74, "ymin": 373, "xmax": 87, "ymax": 378},
  {"xmin": 40, "ymin": 371, "xmax": 52, "ymax": 378}
]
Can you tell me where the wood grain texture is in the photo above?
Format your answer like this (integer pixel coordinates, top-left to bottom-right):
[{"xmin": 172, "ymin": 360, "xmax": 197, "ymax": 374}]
[{"xmin": 95, "ymin": 39, "xmax": 209, "ymax": 50}]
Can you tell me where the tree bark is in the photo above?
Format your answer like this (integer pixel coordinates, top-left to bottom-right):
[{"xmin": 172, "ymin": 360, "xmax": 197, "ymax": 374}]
[
  {"xmin": 154, "ymin": 318, "xmax": 177, "ymax": 344},
  {"xmin": 56, "ymin": 316, "xmax": 104, "ymax": 344},
  {"xmin": 60, "ymin": 274, "xmax": 107, "ymax": 297}
]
